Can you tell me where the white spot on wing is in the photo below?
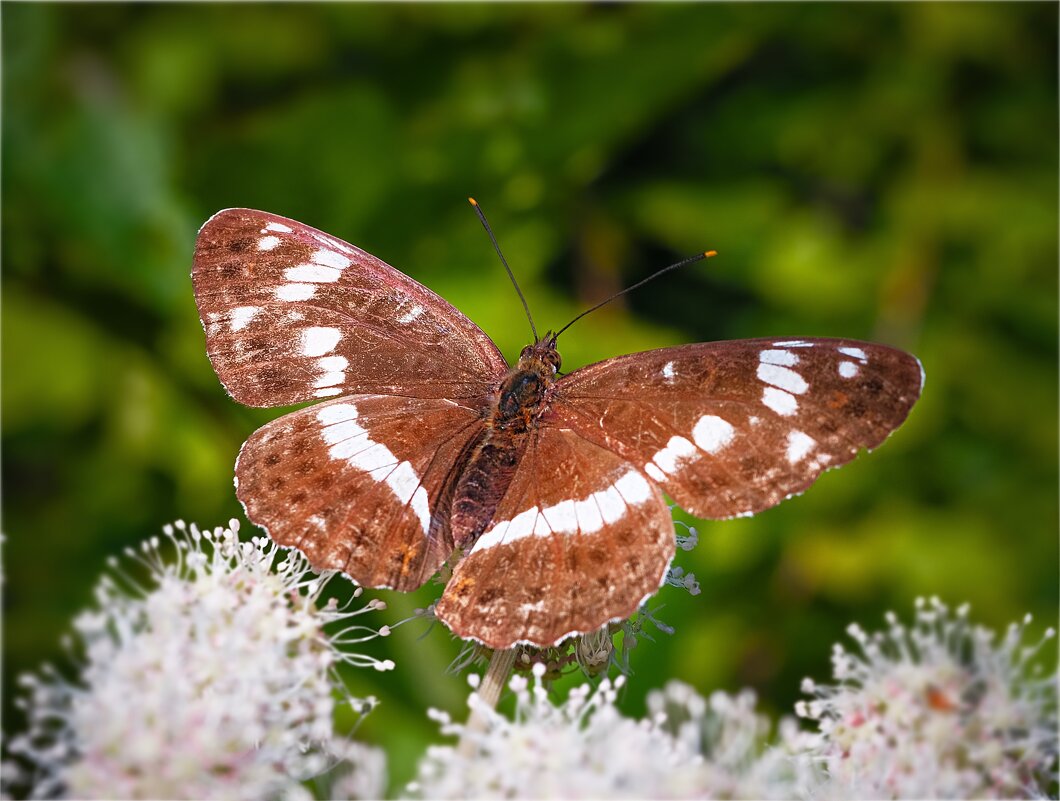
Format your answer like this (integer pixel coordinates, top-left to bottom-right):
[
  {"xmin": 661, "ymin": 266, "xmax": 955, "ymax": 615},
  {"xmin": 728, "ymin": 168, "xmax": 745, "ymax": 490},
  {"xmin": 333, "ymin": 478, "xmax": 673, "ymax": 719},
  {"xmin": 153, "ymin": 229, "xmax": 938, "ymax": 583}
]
[
  {"xmin": 285, "ymin": 264, "xmax": 341, "ymax": 283},
  {"xmin": 316, "ymin": 402, "xmax": 430, "ymax": 534},
  {"xmin": 692, "ymin": 415, "xmax": 735, "ymax": 454},
  {"xmin": 614, "ymin": 470, "xmax": 652, "ymax": 505},
  {"xmin": 662, "ymin": 361, "xmax": 675, "ymax": 380},
  {"xmin": 258, "ymin": 235, "xmax": 281, "ymax": 251},
  {"xmin": 397, "ymin": 305, "xmax": 424, "ymax": 324},
  {"xmin": 229, "ymin": 306, "xmax": 259, "ymax": 332},
  {"xmin": 471, "ymin": 468, "xmax": 655, "ymax": 553},
  {"xmin": 651, "ymin": 436, "xmax": 697, "ymax": 475},
  {"xmin": 388, "ymin": 463, "xmax": 430, "ymax": 532},
  {"xmin": 328, "ymin": 433, "xmax": 378, "ymax": 462},
  {"xmin": 471, "ymin": 515, "xmax": 508, "ymax": 552},
  {"xmin": 311, "ymin": 248, "xmax": 351, "ymax": 270},
  {"xmin": 838, "ymin": 346, "xmax": 867, "ymax": 361},
  {"xmin": 838, "ymin": 360, "xmax": 859, "ymax": 378},
  {"xmin": 300, "ymin": 326, "xmax": 341, "ymax": 357},
  {"xmin": 644, "ymin": 462, "xmax": 667, "ymax": 482},
  {"xmin": 478, "ymin": 508, "xmax": 532, "ymax": 551},
  {"xmin": 762, "ymin": 386, "xmax": 798, "ymax": 416},
  {"xmin": 757, "ymin": 362, "xmax": 808, "ymax": 395},
  {"xmin": 275, "ymin": 283, "xmax": 316, "ymax": 302},
  {"xmin": 759, "ymin": 349, "xmax": 799, "ymax": 367},
  {"xmin": 314, "ymin": 387, "xmax": 342, "ymax": 397},
  {"xmin": 363, "ymin": 450, "xmax": 397, "ymax": 479},
  {"xmin": 318, "ymin": 404, "xmax": 358, "ymax": 425},
  {"xmin": 509, "ymin": 508, "xmax": 539, "ymax": 541},
  {"xmin": 574, "ymin": 497, "xmax": 604, "ymax": 534},
  {"xmin": 595, "ymin": 485, "xmax": 625, "ymax": 524},
  {"xmin": 313, "ymin": 372, "xmax": 346, "ymax": 388},
  {"xmin": 318, "ymin": 355, "xmax": 348, "ymax": 372},
  {"xmin": 320, "ymin": 419, "xmax": 367, "ymax": 446},
  {"xmin": 541, "ymin": 499, "xmax": 578, "ymax": 535},
  {"xmin": 786, "ymin": 430, "xmax": 816, "ymax": 464},
  {"xmin": 264, "ymin": 222, "xmax": 293, "ymax": 233}
]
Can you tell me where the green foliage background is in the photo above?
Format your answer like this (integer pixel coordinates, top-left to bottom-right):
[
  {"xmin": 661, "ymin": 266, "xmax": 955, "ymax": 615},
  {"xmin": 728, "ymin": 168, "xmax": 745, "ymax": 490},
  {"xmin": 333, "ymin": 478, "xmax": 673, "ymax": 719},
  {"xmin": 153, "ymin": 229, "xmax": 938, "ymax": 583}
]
[{"xmin": 3, "ymin": 3, "xmax": 1057, "ymax": 791}]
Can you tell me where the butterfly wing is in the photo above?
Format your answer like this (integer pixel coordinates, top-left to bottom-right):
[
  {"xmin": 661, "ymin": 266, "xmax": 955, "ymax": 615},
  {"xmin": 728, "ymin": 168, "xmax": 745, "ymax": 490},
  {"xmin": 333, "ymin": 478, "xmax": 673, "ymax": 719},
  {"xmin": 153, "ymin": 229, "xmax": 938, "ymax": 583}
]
[
  {"xmin": 236, "ymin": 394, "xmax": 485, "ymax": 590},
  {"xmin": 550, "ymin": 338, "xmax": 923, "ymax": 519},
  {"xmin": 192, "ymin": 208, "xmax": 507, "ymax": 406},
  {"xmin": 435, "ymin": 425, "xmax": 673, "ymax": 648},
  {"xmin": 192, "ymin": 209, "xmax": 507, "ymax": 589}
]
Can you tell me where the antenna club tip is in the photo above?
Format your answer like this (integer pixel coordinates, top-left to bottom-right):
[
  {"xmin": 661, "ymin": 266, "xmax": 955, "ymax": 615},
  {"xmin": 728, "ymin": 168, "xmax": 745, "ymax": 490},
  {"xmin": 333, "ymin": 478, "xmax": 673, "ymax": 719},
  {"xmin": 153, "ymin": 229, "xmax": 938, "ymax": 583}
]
[
  {"xmin": 468, "ymin": 197, "xmax": 478, "ymax": 206},
  {"xmin": 704, "ymin": 250, "xmax": 718, "ymax": 258}
]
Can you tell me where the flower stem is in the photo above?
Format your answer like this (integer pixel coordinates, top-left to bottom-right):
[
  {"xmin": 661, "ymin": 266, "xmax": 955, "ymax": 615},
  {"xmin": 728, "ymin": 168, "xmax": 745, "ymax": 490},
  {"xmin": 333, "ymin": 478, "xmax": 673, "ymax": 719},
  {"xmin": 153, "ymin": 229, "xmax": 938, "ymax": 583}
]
[
  {"xmin": 457, "ymin": 647, "xmax": 516, "ymax": 756},
  {"xmin": 478, "ymin": 647, "xmax": 517, "ymax": 709}
]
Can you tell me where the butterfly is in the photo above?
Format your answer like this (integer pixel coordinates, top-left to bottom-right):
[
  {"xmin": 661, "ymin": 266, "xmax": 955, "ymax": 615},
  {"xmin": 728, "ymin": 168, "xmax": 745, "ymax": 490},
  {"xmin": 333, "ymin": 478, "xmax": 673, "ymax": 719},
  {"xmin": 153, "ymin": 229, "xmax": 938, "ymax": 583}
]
[{"xmin": 192, "ymin": 207, "xmax": 924, "ymax": 649}]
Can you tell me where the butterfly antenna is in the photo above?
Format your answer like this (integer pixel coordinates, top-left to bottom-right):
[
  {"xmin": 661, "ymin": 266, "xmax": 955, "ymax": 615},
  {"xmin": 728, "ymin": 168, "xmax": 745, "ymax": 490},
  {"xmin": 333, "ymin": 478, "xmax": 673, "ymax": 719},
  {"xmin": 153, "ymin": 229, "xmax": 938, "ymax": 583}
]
[
  {"xmin": 469, "ymin": 197, "xmax": 538, "ymax": 342},
  {"xmin": 553, "ymin": 250, "xmax": 718, "ymax": 341}
]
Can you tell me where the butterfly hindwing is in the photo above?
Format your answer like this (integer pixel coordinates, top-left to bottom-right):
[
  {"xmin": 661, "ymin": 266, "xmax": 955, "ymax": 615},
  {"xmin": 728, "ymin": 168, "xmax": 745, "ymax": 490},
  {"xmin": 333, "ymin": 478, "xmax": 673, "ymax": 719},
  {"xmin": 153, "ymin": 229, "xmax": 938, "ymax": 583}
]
[
  {"xmin": 551, "ymin": 338, "xmax": 923, "ymax": 520},
  {"xmin": 192, "ymin": 209, "xmax": 507, "ymax": 406},
  {"xmin": 435, "ymin": 425, "xmax": 674, "ymax": 648},
  {"xmin": 235, "ymin": 394, "xmax": 485, "ymax": 590}
]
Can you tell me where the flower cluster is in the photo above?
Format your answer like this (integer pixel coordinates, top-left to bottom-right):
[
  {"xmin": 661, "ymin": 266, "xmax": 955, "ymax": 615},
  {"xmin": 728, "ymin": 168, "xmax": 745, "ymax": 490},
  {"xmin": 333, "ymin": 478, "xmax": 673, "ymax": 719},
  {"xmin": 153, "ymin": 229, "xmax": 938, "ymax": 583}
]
[
  {"xmin": 647, "ymin": 682, "xmax": 818, "ymax": 800},
  {"xmin": 7, "ymin": 509, "xmax": 1057, "ymax": 801},
  {"xmin": 797, "ymin": 597, "xmax": 1058, "ymax": 799},
  {"xmin": 406, "ymin": 666, "xmax": 802, "ymax": 799},
  {"xmin": 410, "ymin": 599, "xmax": 1058, "ymax": 800},
  {"xmin": 3, "ymin": 520, "xmax": 390, "ymax": 800}
]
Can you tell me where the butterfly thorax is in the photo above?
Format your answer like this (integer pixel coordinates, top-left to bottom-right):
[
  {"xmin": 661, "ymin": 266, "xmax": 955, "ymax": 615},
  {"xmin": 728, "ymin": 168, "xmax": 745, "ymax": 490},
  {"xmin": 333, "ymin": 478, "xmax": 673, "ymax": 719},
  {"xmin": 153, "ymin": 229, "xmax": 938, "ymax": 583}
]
[
  {"xmin": 496, "ymin": 339, "xmax": 560, "ymax": 431},
  {"xmin": 449, "ymin": 337, "xmax": 561, "ymax": 548}
]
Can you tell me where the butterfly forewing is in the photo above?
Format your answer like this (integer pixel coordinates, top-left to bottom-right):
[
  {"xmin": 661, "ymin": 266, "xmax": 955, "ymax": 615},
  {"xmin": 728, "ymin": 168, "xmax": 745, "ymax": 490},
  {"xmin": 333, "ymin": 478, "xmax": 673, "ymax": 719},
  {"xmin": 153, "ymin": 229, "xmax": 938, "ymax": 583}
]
[
  {"xmin": 192, "ymin": 209, "xmax": 507, "ymax": 406},
  {"xmin": 551, "ymin": 338, "xmax": 922, "ymax": 520},
  {"xmin": 435, "ymin": 425, "xmax": 674, "ymax": 648},
  {"xmin": 236, "ymin": 394, "xmax": 484, "ymax": 590}
]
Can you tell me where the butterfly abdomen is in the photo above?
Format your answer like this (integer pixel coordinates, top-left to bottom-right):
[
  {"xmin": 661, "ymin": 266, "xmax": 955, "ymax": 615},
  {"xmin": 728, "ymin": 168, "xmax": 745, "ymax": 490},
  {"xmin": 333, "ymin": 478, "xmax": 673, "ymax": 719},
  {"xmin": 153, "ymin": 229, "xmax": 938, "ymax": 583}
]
[
  {"xmin": 450, "ymin": 437, "xmax": 525, "ymax": 548},
  {"xmin": 450, "ymin": 354, "xmax": 559, "ymax": 548}
]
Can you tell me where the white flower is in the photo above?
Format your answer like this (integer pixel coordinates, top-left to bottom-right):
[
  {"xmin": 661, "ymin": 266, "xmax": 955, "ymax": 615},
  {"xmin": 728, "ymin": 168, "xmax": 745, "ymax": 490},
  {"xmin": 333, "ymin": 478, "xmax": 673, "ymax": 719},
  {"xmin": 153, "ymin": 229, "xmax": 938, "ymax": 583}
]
[
  {"xmin": 648, "ymin": 682, "xmax": 817, "ymax": 800},
  {"xmin": 4, "ymin": 520, "xmax": 390, "ymax": 801},
  {"xmin": 796, "ymin": 597, "xmax": 1058, "ymax": 799},
  {"xmin": 665, "ymin": 565, "xmax": 701, "ymax": 596},
  {"xmin": 310, "ymin": 739, "xmax": 390, "ymax": 801},
  {"xmin": 407, "ymin": 667, "xmax": 802, "ymax": 799}
]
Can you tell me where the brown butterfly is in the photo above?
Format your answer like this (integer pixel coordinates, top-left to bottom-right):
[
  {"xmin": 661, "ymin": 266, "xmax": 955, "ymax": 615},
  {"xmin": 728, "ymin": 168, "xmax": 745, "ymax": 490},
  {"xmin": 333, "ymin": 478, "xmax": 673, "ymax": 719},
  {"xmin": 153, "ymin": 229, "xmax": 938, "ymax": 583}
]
[{"xmin": 191, "ymin": 206, "xmax": 923, "ymax": 649}]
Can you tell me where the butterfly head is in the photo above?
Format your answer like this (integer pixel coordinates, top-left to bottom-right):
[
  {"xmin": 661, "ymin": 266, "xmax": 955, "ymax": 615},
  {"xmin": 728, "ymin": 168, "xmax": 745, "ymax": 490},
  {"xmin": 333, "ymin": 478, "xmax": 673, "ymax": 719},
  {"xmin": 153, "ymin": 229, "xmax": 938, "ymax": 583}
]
[{"xmin": 518, "ymin": 333, "xmax": 562, "ymax": 375}]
